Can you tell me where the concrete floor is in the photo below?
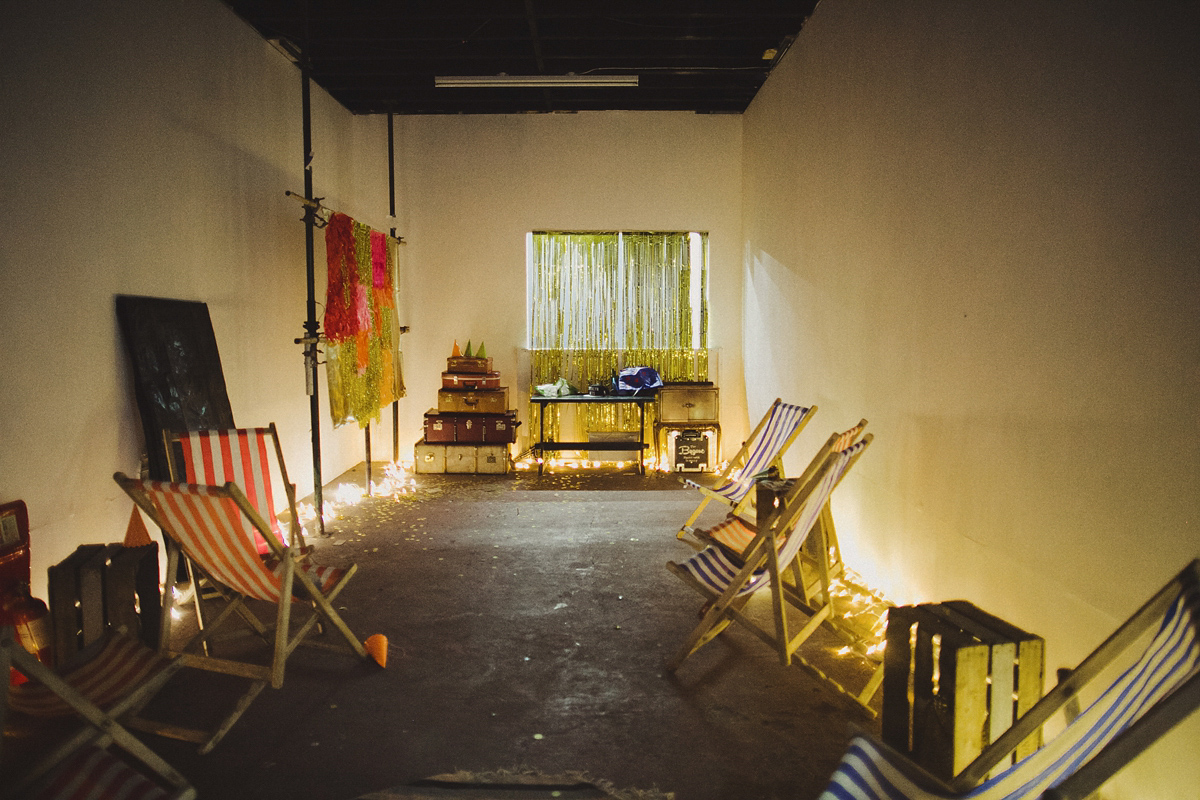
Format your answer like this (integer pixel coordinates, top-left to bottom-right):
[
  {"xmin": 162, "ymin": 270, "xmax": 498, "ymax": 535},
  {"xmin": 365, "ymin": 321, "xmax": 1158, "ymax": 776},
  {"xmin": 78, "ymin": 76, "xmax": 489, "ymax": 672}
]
[{"xmin": 6, "ymin": 466, "xmax": 882, "ymax": 799}]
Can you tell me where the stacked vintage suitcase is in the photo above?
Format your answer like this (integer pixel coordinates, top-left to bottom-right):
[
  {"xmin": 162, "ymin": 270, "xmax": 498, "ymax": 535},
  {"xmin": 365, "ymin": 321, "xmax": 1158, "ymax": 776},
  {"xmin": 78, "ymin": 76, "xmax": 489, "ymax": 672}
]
[{"xmin": 415, "ymin": 341, "xmax": 519, "ymax": 473}]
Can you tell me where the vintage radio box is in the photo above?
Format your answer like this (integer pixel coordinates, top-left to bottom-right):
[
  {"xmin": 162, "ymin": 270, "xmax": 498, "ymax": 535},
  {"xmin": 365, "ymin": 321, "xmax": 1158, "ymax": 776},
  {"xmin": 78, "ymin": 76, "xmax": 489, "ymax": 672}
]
[
  {"xmin": 437, "ymin": 387, "xmax": 509, "ymax": 414},
  {"xmin": 672, "ymin": 428, "xmax": 711, "ymax": 472},
  {"xmin": 442, "ymin": 370, "xmax": 501, "ymax": 390},
  {"xmin": 446, "ymin": 356, "xmax": 492, "ymax": 375}
]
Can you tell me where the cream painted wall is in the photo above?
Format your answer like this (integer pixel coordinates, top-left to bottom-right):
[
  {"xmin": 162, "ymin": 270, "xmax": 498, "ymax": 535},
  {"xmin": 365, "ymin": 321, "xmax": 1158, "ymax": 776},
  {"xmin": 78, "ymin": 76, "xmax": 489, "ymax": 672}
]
[
  {"xmin": 0, "ymin": 1, "xmax": 383, "ymax": 595},
  {"xmin": 389, "ymin": 113, "xmax": 747, "ymax": 456},
  {"xmin": 743, "ymin": 2, "xmax": 1199, "ymax": 795}
]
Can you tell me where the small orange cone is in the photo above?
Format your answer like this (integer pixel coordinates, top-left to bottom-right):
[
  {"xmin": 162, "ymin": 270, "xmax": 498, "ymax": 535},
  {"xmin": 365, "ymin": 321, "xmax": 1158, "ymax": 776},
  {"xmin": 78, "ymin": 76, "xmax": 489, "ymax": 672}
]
[
  {"xmin": 451, "ymin": 340, "xmax": 461, "ymax": 357},
  {"xmin": 123, "ymin": 505, "xmax": 153, "ymax": 547},
  {"xmin": 365, "ymin": 633, "xmax": 388, "ymax": 668}
]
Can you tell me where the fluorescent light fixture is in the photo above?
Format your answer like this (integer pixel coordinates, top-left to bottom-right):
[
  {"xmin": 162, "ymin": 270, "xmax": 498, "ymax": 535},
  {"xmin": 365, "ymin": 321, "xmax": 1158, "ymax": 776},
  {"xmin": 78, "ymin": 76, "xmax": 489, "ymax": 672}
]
[{"xmin": 435, "ymin": 74, "xmax": 638, "ymax": 88}]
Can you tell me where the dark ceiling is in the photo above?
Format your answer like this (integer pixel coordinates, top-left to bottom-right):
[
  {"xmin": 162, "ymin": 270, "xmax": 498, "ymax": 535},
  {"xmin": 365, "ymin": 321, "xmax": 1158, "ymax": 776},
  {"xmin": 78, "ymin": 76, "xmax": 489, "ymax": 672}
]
[{"xmin": 221, "ymin": 1, "xmax": 820, "ymax": 115}]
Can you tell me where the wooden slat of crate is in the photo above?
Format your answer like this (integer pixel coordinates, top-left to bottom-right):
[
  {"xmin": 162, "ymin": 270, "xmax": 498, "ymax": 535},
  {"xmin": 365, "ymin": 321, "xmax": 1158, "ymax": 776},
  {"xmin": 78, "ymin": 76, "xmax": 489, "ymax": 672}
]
[
  {"xmin": 941, "ymin": 626, "xmax": 992, "ymax": 778},
  {"xmin": 48, "ymin": 544, "xmax": 104, "ymax": 666},
  {"xmin": 882, "ymin": 601, "xmax": 1045, "ymax": 783},
  {"xmin": 882, "ymin": 605, "xmax": 917, "ymax": 751},
  {"xmin": 105, "ymin": 543, "xmax": 161, "ymax": 648},
  {"xmin": 911, "ymin": 609, "xmax": 988, "ymax": 779},
  {"xmin": 941, "ymin": 600, "xmax": 1045, "ymax": 761},
  {"xmin": 80, "ymin": 543, "xmax": 124, "ymax": 647}
]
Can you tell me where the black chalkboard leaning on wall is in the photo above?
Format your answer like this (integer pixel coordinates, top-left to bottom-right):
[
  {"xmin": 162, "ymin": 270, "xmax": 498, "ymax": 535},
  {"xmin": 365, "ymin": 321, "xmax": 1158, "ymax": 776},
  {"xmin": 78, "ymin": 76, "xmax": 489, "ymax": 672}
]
[{"xmin": 115, "ymin": 295, "xmax": 235, "ymax": 481}]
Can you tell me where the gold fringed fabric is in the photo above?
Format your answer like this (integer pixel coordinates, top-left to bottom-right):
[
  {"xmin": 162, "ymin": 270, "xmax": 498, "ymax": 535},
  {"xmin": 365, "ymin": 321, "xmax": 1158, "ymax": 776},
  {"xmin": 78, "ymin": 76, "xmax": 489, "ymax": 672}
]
[
  {"xmin": 324, "ymin": 213, "xmax": 405, "ymax": 429},
  {"xmin": 529, "ymin": 231, "xmax": 709, "ymax": 443}
]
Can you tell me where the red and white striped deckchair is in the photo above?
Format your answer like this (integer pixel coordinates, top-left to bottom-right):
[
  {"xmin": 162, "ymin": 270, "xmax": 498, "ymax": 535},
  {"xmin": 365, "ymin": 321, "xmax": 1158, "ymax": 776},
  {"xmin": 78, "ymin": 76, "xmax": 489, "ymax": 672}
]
[
  {"xmin": 113, "ymin": 473, "xmax": 368, "ymax": 753},
  {"xmin": 164, "ymin": 424, "xmax": 304, "ymax": 556},
  {"xmin": 2, "ymin": 626, "xmax": 195, "ymax": 799},
  {"xmin": 819, "ymin": 560, "xmax": 1200, "ymax": 800},
  {"xmin": 667, "ymin": 435, "xmax": 876, "ymax": 710},
  {"xmin": 677, "ymin": 398, "xmax": 815, "ymax": 537}
]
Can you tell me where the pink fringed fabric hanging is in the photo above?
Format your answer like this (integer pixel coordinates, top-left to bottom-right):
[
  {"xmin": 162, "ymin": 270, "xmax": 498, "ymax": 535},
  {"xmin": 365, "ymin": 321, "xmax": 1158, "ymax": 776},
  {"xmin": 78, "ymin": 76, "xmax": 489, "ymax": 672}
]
[{"xmin": 323, "ymin": 213, "xmax": 405, "ymax": 428}]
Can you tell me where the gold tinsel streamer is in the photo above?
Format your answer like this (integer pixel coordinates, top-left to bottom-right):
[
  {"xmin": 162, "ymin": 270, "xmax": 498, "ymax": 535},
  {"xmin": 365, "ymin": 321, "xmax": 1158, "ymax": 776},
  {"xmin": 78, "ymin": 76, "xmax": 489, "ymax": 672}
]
[{"xmin": 529, "ymin": 232, "xmax": 709, "ymax": 444}]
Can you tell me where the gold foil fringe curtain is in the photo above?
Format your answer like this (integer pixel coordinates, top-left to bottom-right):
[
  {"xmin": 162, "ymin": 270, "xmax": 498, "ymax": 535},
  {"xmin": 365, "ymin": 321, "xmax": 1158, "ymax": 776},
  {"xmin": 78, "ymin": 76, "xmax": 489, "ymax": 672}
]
[
  {"xmin": 324, "ymin": 212, "xmax": 405, "ymax": 429},
  {"xmin": 529, "ymin": 231, "xmax": 709, "ymax": 442}
]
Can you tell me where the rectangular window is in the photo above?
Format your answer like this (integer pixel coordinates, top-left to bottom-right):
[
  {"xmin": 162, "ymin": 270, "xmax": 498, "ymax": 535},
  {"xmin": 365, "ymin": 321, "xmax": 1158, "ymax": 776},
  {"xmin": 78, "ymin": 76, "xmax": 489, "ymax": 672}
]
[
  {"xmin": 528, "ymin": 230, "xmax": 709, "ymax": 388},
  {"xmin": 527, "ymin": 230, "xmax": 710, "ymax": 449}
]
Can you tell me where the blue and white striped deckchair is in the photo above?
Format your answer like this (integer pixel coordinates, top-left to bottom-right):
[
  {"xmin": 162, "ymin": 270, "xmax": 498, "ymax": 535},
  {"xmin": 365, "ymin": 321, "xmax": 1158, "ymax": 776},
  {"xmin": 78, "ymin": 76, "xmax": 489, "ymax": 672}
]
[
  {"xmin": 687, "ymin": 420, "xmax": 869, "ymax": 558},
  {"xmin": 677, "ymin": 398, "xmax": 816, "ymax": 537},
  {"xmin": 820, "ymin": 560, "xmax": 1200, "ymax": 800},
  {"xmin": 666, "ymin": 437, "xmax": 873, "ymax": 699}
]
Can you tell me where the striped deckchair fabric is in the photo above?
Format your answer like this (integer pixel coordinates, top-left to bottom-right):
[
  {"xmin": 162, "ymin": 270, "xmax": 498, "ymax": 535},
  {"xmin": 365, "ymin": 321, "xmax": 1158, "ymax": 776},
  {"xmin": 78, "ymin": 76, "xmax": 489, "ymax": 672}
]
[
  {"xmin": 671, "ymin": 437, "xmax": 868, "ymax": 601},
  {"xmin": 819, "ymin": 561, "xmax": 1200, "ymax": 800},
  {"xmin": 22, "ymin": 745, "xmax": 175, "ymax": 800},
  {"xmin": 696, "ymin": 421, "xmax": 869, "ymax": 557},
  {"xmin": 2, "ymin": 626, "xmax": 194, "ymax": 800},
  {"xmin": 112, "ymin": 473, "xmax": 370, "ymax": 753},
  {"xmin": 166, "ymin": 424, "xmax": 302, "ymax": 555},
  {"xmin": 136, "ymin": 480, "xmax": 342, "ymax": 602},
  {"xmin": 678, "ymin": 399, "xmax": 815, "ymax": 536},
  {"xmin": 8, "ymin": 633, "xmax": 172, "ymax": 718},
  {"xmin": 699, "ymin": 515, "xmax": 758, "ymax": 555}
]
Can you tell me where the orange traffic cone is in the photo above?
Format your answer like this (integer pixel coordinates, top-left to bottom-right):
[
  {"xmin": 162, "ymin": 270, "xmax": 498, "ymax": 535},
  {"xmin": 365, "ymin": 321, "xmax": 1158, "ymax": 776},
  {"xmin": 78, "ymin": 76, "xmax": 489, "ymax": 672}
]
[
  {"xmin": 123, "ymin": 505, "xmax": 153, "ymax": 547},
  {"xmin": 365, "ymin": 633, "xmax": 388, "ymax": 668}
]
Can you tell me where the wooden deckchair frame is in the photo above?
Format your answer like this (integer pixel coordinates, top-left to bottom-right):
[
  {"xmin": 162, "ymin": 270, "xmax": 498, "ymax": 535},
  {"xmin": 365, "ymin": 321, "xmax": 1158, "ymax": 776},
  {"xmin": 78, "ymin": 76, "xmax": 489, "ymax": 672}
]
[
  {"xmin": 2, "ymin": 625, "xmax": 196, "ymax": 799},
  {"xmin": 667, "ymin": 435, "xmax": 879, "ymax": 712},
  {"xmin": 685, "ymin": 421, "xmax": 869, "ymax": 601},
  {"xmin": 956, "ymin": 558, "xmax": 1200, "ymax": 791},
  {"xmin": 114, "ymin": 473, "xmax": 368, "ymax": 753},
  {"xmin": 677, "ymin": 398, "xmax": 815, "ymax": 536}
]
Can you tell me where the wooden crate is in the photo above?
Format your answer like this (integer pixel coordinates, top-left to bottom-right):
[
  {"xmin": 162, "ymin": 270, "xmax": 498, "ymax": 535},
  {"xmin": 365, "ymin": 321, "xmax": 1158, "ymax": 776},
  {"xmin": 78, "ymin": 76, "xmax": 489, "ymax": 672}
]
[
  {"xmin": 882, "ymin": 601, "xmax": 1044, "ymax": 782},
  {"xmin": 48, "ymin": 543, "xmax": 160, "ymax": 665}
]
